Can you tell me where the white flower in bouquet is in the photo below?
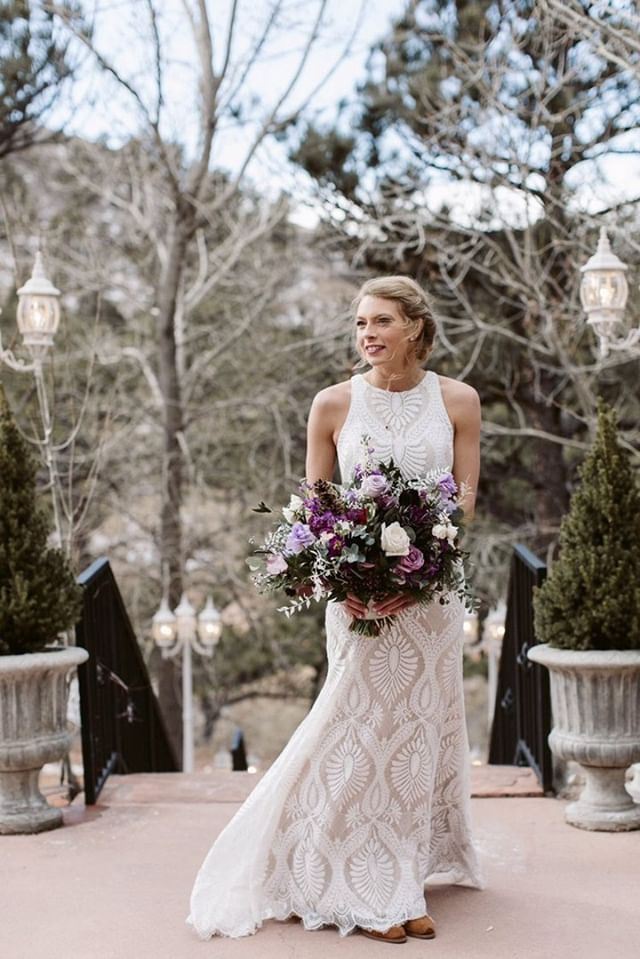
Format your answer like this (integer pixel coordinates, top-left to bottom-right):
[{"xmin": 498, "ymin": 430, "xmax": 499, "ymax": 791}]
[
  {"xmin": 282, "ymin": 494, "xmax": 304, "ymax": 523},
  {"xmin": 432, "ymin": 521, "xmax": 458, "ymax": 544},
  {"xmin": 380, "ymin": 521, "xmax": 411, "ymax": 556}
]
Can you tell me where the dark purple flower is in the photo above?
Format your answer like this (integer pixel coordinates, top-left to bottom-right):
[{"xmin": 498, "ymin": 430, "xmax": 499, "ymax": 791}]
[
  {"xmin": 308, "ymin": 510, "xmax": 338, "ymax": 534},
  {"xmin": 327, "ymin": 535, "xmax": 345, "ymax": 557}
]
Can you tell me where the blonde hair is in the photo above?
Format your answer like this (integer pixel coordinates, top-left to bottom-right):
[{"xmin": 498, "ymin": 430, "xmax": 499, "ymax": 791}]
[{"xmin": 351, "ymin": 275, "xmax": 436, "ymax": 363}]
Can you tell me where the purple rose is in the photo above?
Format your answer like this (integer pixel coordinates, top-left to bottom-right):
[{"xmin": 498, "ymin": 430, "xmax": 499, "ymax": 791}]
[
  {"xmin": 361, "ymin": 473, "xmax": 389, "ymax": 497},
  {"xmin": 395, "ymin": 545, "xmax": 425, "ymax": 574},
  {"xmin": 285, "ymin": 522, "xmax": 316, "ymax": 555}
]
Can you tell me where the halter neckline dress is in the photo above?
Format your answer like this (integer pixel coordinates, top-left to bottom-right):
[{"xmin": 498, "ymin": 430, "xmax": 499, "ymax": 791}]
[{"xmin": 186, "ymin": 370, "xmax": 486, "ymax": 940}]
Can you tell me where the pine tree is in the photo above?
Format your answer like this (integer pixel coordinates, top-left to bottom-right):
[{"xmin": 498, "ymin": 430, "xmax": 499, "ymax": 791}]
[
  {"xmin": 0, "ymin": 385, "xmax": 82, "ymax": 654},
  {"xmin": 0, "ymin": 1, "xmax": 83, "ymax": 159},
  {"xmin": 533, "ymin": 399, "xmax": 640, "ymax": 651}
]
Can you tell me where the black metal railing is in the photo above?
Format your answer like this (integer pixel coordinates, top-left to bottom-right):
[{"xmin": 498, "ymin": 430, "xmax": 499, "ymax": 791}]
[
  {"xmin": 75, "ymin": 558, "xmax": 179, "ymax": 803},
  {"xmin": 488, "ymin": 544, "xmax": 553, "ymax": 792}
]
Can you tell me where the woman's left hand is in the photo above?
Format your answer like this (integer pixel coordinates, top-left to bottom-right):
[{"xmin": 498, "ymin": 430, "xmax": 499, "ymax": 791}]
[{"xmin": 373, "ymin": 594, "xmax": 417, "ymax": 617}]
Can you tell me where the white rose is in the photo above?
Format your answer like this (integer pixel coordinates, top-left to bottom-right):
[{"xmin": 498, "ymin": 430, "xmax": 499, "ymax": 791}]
[
  {"xmin": 283, "ymin": 494, "xmax": 304, "ymax": 523},
  {"xmin": 380, "ymin": 521, "xmax": 411, "ymax": 556}
]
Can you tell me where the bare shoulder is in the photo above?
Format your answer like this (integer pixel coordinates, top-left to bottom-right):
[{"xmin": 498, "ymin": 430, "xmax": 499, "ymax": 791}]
[
  {"xmin": 311, "ymin": 379, "xmax": 351, "ymax": 413},
  {"xmin": 308, "ymin": 379, "xmax": 352, "ymax": 442},
  {"xmin": 436, "ymin": 374, "xmax": 481, "ymax": 427}
]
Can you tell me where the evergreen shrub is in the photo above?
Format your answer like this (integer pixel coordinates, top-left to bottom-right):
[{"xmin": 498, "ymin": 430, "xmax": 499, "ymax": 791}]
[
  {"xmin": 533, "ymin": 399, "xmax": 640, "ymax": 651},
  {"xmin": 0, "ymin": 386, "xmax": 82, "ymax": 654}
]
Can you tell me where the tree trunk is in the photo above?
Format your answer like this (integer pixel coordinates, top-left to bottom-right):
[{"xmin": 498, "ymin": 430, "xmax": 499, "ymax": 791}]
[
  {"xmin": 527, "ymin": 376, "xmax": 570, "ymax": 557},
  {"xmin": 156, "ymin": 216, "xmax": 191, "ymax": 764}
]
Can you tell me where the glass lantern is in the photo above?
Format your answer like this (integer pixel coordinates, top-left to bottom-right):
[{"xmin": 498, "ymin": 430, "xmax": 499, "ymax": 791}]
[
  {"xmin": 197, "ymin": 596, "xmax": 222, "ymax": 647},
  {"xmin": 151, "ymin": 596, "xmax": 177, "ymax": 649},
  {"xmin": 16, "ymin": 252, "xmax": 61, "ymax": 352},
  {"xmin": 174, "ymin": 593, "xmax": 197, "ymax": 643},
  {"xmin": 580, "ymin": 228, "xmax": 629, "ymax": 353}
]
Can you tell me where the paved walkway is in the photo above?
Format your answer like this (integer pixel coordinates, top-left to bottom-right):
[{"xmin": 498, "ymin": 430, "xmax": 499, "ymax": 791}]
[{"xmin": 3, "ymin": 768, "xmax": 639, "ymax": 959}]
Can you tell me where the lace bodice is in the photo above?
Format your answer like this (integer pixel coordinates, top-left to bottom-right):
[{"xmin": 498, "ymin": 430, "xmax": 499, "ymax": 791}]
[{"xmin": 337, "ymin": 372, "xmax": 454, "ymax": 483}]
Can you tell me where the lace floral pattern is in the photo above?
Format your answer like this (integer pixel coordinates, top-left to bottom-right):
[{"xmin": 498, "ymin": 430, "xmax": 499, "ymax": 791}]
[{"xmin": 186, "ymin": 370, "xmax": 486, "ymax": 941}]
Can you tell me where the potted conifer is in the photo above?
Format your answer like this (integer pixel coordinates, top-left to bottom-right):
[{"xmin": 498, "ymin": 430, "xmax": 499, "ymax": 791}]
[
  {"xmin": 0, "ymin": 386, "xmax": 86, "ymax": 834},
  {"xmin": 529, "ymin": 399, "xmax": 640, "ymax": 831}
]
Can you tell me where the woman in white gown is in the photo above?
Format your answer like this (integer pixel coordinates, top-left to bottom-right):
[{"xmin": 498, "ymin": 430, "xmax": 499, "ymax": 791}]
[{"xmin": 187, "ymin": 275, "xmax": 486, "ymax": 944}]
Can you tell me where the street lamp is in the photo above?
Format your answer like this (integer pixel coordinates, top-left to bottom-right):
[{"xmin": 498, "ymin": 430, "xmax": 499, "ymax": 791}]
[
  {"xmin": 17, "ymin": 252, "xmax": 61, "ymax": 354},
  {"xmin": 1, "ymin": 251, "xmax": 61, "ymax": 371},
  {"xmin": 1, "ymin": 251, "xmax": 64, "ymax": 548},
  {"xmin": 151, "ymin": 593, "xmax": 222, "ymax": 773},
  {"xmin": 580, "ymin": 227, "xmax": 636, "ymax": 359}
]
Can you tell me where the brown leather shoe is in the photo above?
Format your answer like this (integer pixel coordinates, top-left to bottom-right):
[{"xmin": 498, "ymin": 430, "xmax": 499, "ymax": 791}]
[
  {"xmin": 359, "ymin": 924, "xmax": 407, "ymax": 943},
  {"xmin": 404, "ymin": 915, "xmax": 436, "ymax": 939}
]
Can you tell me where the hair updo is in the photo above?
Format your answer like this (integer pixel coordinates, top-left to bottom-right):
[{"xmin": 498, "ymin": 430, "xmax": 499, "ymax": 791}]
[{"xmin": 351, "ymin": 275, "xmax": 437, "ymax": 363}]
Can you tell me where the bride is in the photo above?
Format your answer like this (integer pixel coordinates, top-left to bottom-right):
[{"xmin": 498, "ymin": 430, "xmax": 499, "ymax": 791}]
[{"xmin": 187, "ymin": 274, "xmax": 485, "ymax": 944}]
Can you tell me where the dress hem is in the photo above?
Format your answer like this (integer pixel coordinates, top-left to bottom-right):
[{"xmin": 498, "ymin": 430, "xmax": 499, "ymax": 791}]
[{"xmin": 186, "ymin": 865, "xmax": 486, "ymax": 940}]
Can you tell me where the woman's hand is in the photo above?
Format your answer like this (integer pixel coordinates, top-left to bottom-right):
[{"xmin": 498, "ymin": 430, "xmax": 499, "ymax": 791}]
[
  {"xmin": 343, "ymin": 593, "xmax": 369, "ymax": 619},
  {"xmin": 371, "ymin": 594, "xmax": 417, "ymax": 617},
  {"xmin": 343, "ymin": 592, "xmax": 417, "ymax": 619}
]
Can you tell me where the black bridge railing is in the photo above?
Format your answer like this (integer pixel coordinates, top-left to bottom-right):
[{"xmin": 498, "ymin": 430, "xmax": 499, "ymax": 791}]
[
  {"xmin": 488, "ymin": 544, "xmax": 553, "ymax": 792},
  {"xmin": 75, "ymin": 558, "xmax": 179, "ymax": 803}
]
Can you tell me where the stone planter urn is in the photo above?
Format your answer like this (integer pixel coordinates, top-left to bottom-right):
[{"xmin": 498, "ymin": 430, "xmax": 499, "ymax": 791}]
[
  {"xmin": 527, "ymin": 644, "xmax": 640, "ymax": 831},
  {"xmin": 0, "ymin": 646, "xmax": 89, "ymax": 834}
]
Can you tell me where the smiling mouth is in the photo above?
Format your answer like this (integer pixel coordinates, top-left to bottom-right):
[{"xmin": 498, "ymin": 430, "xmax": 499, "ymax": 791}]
[{"xmin": 365, "ymin": 344, "xmax": 385, "ymax": 354}]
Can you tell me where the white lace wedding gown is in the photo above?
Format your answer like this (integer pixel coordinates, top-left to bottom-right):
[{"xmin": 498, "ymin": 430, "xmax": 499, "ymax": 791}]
[{"xmin": 186, "ymin": 370, "xmax": 486, "ymax": 940}]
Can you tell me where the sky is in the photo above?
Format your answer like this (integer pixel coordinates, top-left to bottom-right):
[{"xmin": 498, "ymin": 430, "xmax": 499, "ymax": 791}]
[
  {"xmin": 52, "ymin": 0, "xmax": 640, "ymax": 232},
  {"xmin": 57, "ymin": 1, "xmax": 400, "ymax": 175}
]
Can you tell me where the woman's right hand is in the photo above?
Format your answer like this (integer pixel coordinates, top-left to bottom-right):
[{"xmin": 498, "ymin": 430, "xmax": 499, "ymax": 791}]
[{"xmin": 343, "ymin": 593, "xmax": 369, "ymax": 619}]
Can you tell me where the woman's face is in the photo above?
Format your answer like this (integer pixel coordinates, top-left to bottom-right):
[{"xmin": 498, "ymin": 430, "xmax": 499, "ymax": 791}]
[{"xmin": 355, "ymin": 295, "xmax": 416, "ymax": 368}]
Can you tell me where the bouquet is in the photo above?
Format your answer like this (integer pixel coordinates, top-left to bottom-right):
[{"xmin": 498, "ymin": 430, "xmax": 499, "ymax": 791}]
[{"xmin": 250, "ymin": 439, "xmax": 477, "ymax": 636}]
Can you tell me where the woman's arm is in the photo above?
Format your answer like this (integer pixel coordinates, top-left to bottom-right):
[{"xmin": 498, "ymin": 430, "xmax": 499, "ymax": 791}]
[
  {"xmin": 304, "ymin": 383, "xmax": 369, "ymax": 617},
  {"xmin": 448, "ymin": 382, "xmax": 482, "ymax": 523},
  {"xmin": 305, "ymin": 385, "xmax": 348, "ymax": 483}
]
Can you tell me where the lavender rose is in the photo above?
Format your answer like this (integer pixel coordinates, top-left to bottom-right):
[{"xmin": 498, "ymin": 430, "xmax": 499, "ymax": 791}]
[
  {"xmin": 360, "ymin": 473, "xmax": 389, "ymax": 498},
  {"xmin": 285, "ymin": 522, "xmax": 317, "ymax": 555}
]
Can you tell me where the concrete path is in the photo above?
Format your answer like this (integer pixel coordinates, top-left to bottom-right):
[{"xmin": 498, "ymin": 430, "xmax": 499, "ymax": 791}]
[{"xmin": 3, "ymin": 769, "xmax": 639, "ymax": 959}]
